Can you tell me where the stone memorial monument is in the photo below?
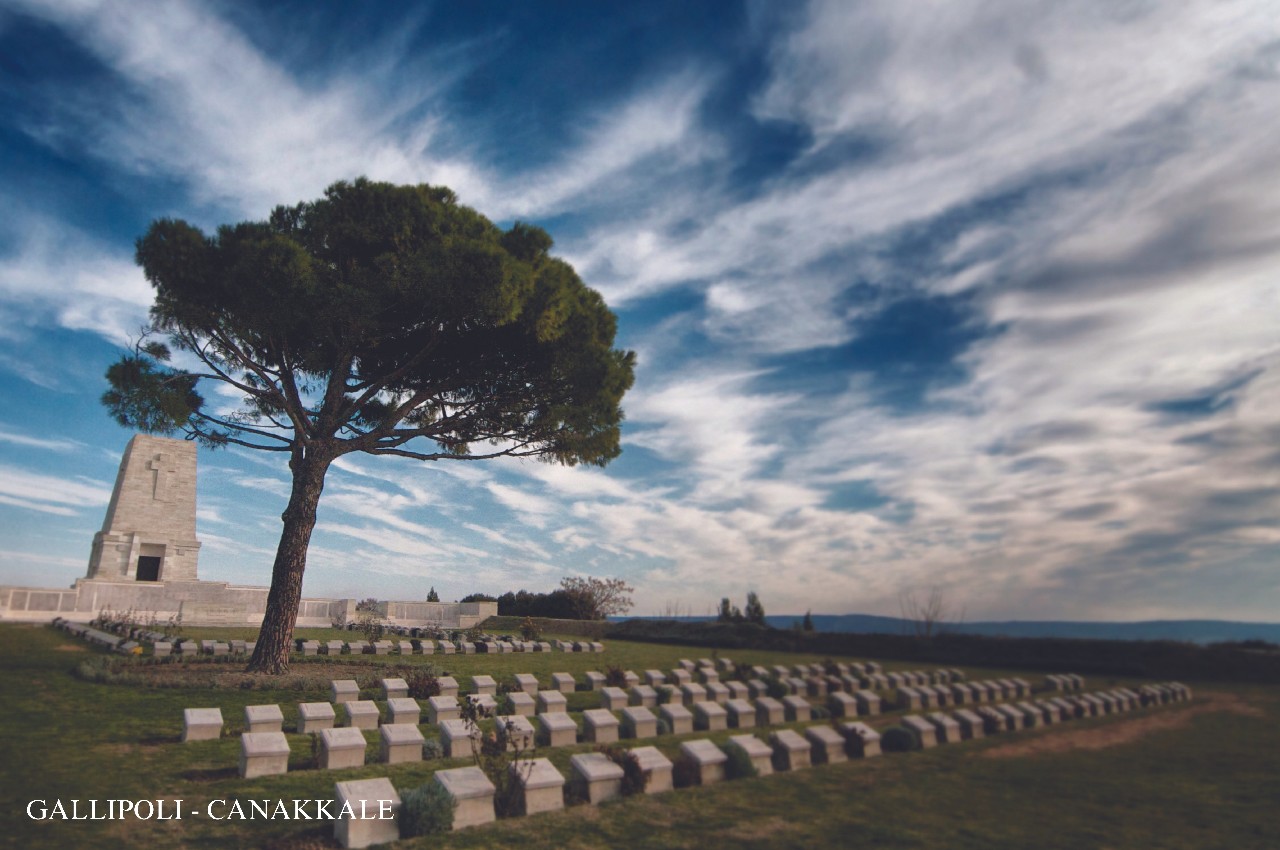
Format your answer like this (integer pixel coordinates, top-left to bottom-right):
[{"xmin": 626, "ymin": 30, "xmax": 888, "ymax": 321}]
[{"xmin": 87, "ymin": 434, "xmax": 201, "ymax": 583}]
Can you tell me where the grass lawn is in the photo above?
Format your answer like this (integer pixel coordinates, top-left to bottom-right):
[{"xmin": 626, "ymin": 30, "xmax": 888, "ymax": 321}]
[{"xmin": 2, "ymin": 623, "xmax": 1277, "ymax": 849}]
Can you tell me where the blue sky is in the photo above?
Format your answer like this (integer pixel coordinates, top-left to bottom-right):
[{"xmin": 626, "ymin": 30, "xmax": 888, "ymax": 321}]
[{"xmin": 1, "ymin": 0, "xmax": 1278, "ymax": 621}]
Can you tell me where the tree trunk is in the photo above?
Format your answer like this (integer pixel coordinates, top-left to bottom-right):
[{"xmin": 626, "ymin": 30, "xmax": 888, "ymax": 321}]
[{"xmin": 246, "ymin": 447, "xmax": 332, "ymax": 674}]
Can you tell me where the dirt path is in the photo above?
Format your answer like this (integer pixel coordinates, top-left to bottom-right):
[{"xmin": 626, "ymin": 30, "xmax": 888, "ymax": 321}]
[{"xmin": 981, "ymin": 692, "xmax": 1263, "ymax": 759}]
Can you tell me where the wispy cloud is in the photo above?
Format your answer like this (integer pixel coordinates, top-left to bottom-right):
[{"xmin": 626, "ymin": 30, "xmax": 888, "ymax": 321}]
[
  {"xmin": 2, "ymin": 1, "xmax": 1278, "ymax": 619},
  {"xmin": 0, "ymin": 427, "xmax": 83, "ymax": 452},
  {"xmin": 0, "ymin": 465, "xmax": 111, "ymax": 516}
]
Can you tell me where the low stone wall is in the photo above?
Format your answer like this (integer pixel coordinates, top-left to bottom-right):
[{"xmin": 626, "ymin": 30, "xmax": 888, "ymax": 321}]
[{"xmin": 0, "ymin": 580, "xmax": 496, "ymax": 629}]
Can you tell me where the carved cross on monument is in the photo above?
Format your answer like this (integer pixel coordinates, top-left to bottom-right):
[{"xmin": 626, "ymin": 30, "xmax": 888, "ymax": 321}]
[{"xmin": 148, "ymin": 452, "xmax": 175, "ymax": 502}]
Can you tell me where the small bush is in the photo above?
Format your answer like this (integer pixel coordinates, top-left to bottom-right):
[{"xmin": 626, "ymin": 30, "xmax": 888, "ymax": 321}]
[
  {"xmin": 519, "ymin": 617, "xmax": 542, "ymax": 642},
  {"xmin": 399, "ymin": 781, "xmax": 455, "ymax": 837},
  {"xmin": 406, "ymin": 668, "xmax": 441, "ymax": 699},
  {"xmin": 423, "ymin": 739, "xmax": 444, "ymax": 760},
  {"xmin": 598, "ymin": 745, "xmax": 647, "ymax": 796},
  {"xmin": 656, "ymin": 717, "xmax": 672, "ymax": 736},
  {"xmin": 672, "ymin": 753, "xmax": 700, "ymax": 788},
  {"xmin": 881, "ymin": 727, "xmax": 919, "ymax": 753},
  {"xmin": 725, "ymin": 744, "xmax": 758, "ymax": 780},
  {"xmin": 766, "ymin": 680, "xmax": 789, "ymax": 700},
  {"xmin": 604, "ymin": 665, "xmax": 628, "ymax": 687},
  {"xmin": 811, "ymin": 705, "xmax": 831, "ymax": 720}
]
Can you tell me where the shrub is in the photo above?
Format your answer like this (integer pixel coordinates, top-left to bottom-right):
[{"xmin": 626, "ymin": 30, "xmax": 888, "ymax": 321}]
[
  {"xmin": 811, "ymin": 705, "xmax": 831, "ymax": 720},
  {"xmin": 672, "ymin": 753, "xmax": 700, "ymax": 788},
  {"xmin": 656, "ymin": 717, "xmax": 672, "ymax": 736},
  {"xmin": 406, "ymin": 668, "xmax": 441, "ymax": 699},
  {"xmin": 519, "ymin": 617, "xmax": 542, "ymax": 642},
  {"xmin": 766, "ymin": 679, "xmax": 789, "ymax": 700},
  {"xmin": 598, "ymin": 745, "xmax": 647, "ymax": 796},
  {"xmin": 880, "ymin": 726, "xmax": 919, "ymax": 753},
  {"xmin": 725, "ymin": 744, "xmax": 758, "ymax": 780},
  {"xmin": 604, "ymin": 665, "xmax": 628, "ymax": 687},
  {"xmin": 423, "ymin": 739, "xmax": 444, "ymax": 760},
  {"xmin": 399, "ymin": 781, "xmax": 455, "ymax": 837}
]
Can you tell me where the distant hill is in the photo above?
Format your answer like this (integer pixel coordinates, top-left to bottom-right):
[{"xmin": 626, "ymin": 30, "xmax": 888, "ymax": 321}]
[
  {"xmin": 621, "ymin": 614, "xmax": 1280, "ymax": 645},
  {"xmin": 771, "ymin": 614, "xmax": 1280, "ymax": 645}
]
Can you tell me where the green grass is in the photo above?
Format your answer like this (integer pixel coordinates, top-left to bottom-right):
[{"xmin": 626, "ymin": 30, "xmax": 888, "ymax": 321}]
[{"xmin": 2, "ymin": 623, "xmax": 1277, "ymax": 849}]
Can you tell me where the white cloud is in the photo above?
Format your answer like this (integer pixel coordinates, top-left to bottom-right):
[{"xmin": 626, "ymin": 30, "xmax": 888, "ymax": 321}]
[
  {"xmin": 0, "ymin": 465, "xmax": 111, "ymax": 515},
  {"xmin": 0, "ymin": 428, "xmax": 83, "ymax": 452},
  {"xmin": 0, "ymin": 210, "xmax": 152, "ymax": 345}
]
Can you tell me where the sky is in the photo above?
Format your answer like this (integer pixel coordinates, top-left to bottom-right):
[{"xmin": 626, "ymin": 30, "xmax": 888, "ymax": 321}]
[{"xmin": 0, "ymin": 0, "xmax": 1278, "ymax": 622}]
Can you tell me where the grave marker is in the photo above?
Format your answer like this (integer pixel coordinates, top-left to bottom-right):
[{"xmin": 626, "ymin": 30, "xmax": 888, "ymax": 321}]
[
  {"xmin": 631, "ymin": 745, "xmax": 674, "ymax": 793},
  {"xmin": 239, "ymin": 731, "xmax": 290, "ymax": 778},
  {"xmin": 333, "ymin": 778, "xmax": 398, "ymax": 849},
  {"xmin": 769, "ymin": 729, "xmax": 812, "ymax": 771},
  {"xmin": 380, "ymin": 724, "xmax": 425, "ymax": 764},
  {"xmin": 434, "ymin": 766, "xmax": 495, "ymax": 830},
  {"xmin": 298, "ymin": 701, "xmax": 336, "ymax": 733},
  {"xmin": 319, "ymin": 727, "xmax": 367, "ymax": 769}
]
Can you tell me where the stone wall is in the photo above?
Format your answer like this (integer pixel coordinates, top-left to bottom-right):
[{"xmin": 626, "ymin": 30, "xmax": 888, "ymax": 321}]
[{"xmin": 0, "ymin": 580, "xmax": 497, "ymax": 629}]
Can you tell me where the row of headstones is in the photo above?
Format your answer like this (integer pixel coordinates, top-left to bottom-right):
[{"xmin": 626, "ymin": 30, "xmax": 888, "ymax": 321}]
[
  {"xmin": 51, "ymin": 622, "xmax": 142, "ymax": 652},
  {"xmin": 307, "ymin": 718, "xmax": 888, "ymax": 849},
  {"xmin": 151, "ymin": 637, "xmax": 605, "ymax": 658},
  {"xmin": 186, "ymin": 672, "xmax": 1139, "ymax": 792},
  {"xmin": 53, "ymin": 617, "xmax": 170, "ymax": 649},
  {"xmin": 325, "ymin": 681, "xmax": 1194, "ymax": 848},
  {"xmin": 669, "ymin": 657, "xmax": 972, "ymax": 696},
  {"xmin": 898, "ymin": 676, "xmax": 1037, "ymax": 710},
  {"xmin": 182, "ymin": 663, "xmax": 1059, "ymax": 754},
  {"xmin": 183, "ymin": 679, "xmax": 880, "ymax": 777},
  {"xmin": 896, "ymin": 681, "xmax": 1193, "ymax": 748},
  {"xmin": 53, "ymin": 620, "xmax": 145, "ymax": 654}
]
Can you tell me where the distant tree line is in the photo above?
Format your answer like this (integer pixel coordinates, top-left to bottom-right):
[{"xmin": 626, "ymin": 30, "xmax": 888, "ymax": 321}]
[
  {"xmin": 460, "ymin": 576, "xmax": 635, "ymax": 621},
  {"xmin": 716, "ymin": 591, "xmax": 768, "ymax": 626}
]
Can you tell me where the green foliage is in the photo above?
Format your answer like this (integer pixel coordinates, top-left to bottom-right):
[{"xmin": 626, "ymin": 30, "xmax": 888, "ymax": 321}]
[
  {"xmin": 399, "ymin": 781, "xmax": 456, "ymax": 837},
  {"xmin": 726, "ymin": 744, "xmax": 759, "ymax": 780},
  {"xmin": 559, "ymin": 576, "xmax": 635, "ymax": 620},
  {"xmin": 426, "ymin": 586, "xmax": 440, "ymax": 602},
  {"xmin": 597, "ymin": 744, "xmax": 647, "ymax": 796},
  {"xmin": 520, "ymin": 616, "xmax": 542, "ymax": 641},
  {"xmin": 604, "ymin": 665, "xmax": 628, "ymax": 687},
  {"xmin": 119, "ymin": 177, "xmax": 635, "ymax": 464},
  {"xmin": 101, "ymin": 354, "xmax": 203, "ymax": 434},
  {"xmin": 405, "ymin": 667, "xmax": 441, "ymax": 699},
  {"xmin": 423, "ymin": 738, "xmax": 444, "ymax": 760},
  {"xmin": 467, "ymin": 713, "xmax": 536, "ymax": 818},
  {"xmin": 717, "ymin": 598, "xmax": 743, "ymax": 623},
  {"xmin": 353, "ymin": 608, "xmax": 387, "ymax": 642},
  {"xmin": 107, "ymin": 178, "xmax": 636, "ymax": 671},
  {"xmin": 744, "ymin": 591, "xmax": 766, "ymax": 625},
  {"xmin": 802, "ymin": 611, "xmax": 815, "ymax": 632},
  {"xmin": 766, "ymin": 679, "xmax": 789, "ymax": 700},
  {"xmin": 672, "ymin": 753, "xmax": 701, "ymax": 788},
  {"xmin": 811, "ymin": 705, "xmax": 831, "ymax": 720},
  {"xmin": 881, "ymin": 726, "xmax": 920, "ymax": 753}
]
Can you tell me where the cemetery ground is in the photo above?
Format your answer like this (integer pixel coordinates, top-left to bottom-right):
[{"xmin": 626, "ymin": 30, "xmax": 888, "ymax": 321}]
[{"xmin": 2, "ymin": 624, "xmax": 1278, "ymax": 850}]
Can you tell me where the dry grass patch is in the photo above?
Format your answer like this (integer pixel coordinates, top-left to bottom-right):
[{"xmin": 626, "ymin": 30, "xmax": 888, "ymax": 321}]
[{"xmin": 982, "ymin": 692, "xmax": 1262, "ymax": 759}]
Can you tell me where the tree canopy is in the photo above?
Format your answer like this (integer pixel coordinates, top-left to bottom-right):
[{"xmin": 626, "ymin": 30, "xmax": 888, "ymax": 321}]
[
  {"xmin": 104, "ymin": 178, "xmax": 635, "ymax": 672},
  {"xmin": 559, "ymin": 576, "xmax": 634, "ymax": 620}
]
